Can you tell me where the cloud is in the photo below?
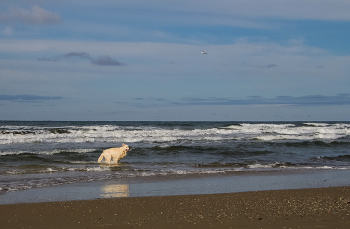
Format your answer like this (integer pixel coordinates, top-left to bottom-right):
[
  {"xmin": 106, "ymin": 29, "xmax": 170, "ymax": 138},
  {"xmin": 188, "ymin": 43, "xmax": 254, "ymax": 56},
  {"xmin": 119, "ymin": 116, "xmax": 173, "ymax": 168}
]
[
  {"xmin": 242, "ymin": 62, "xmax": 277, "ymax": 68},
  {"xmin": 179, "ymin": 94, "xmax": 350, "ymax": 106},
  {"xmin": 0, "ymin": 94, "xmax": 63, "ymax": 101},
  {"xmin": 38, "ymin": 52, "xmax": 126, "ymax": 66},
  {"xmin": 62, "ymin": 52, "xmax": 91, "ymax": 59},
  {"xmin": 91, "ymin": 55, "xmax": 126, "ymax": 66},
  {"xmin": 266, "ymin": 64, "xmax": 277, "ymax": 68},
  {"xmin": 0, "ymin": 6, "xmax": 61, "ymax": 25},
  {"xmin": 37, "ymin": 57, "xmax": 58, "ymax": 61}
]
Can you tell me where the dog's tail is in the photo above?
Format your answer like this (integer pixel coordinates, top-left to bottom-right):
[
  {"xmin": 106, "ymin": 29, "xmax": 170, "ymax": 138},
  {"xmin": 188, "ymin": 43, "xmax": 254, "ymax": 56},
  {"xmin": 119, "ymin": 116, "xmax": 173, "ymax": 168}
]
[{"xmin": 98, "ymin": 154, "xmax": 104, "ymax": 163}]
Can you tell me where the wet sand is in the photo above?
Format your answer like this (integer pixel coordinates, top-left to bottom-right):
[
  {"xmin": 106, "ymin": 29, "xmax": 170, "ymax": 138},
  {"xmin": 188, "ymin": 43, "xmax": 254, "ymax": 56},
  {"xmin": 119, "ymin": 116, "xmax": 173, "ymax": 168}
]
[{"xmin": 1, "ymin": 186, "xmax": 350, "ymax": 229}]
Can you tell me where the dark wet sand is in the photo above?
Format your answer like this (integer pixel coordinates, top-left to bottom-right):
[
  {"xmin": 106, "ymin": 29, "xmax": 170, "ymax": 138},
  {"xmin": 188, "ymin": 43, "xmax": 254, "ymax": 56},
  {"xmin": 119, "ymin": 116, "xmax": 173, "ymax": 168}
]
[{"xmin": 1, "ymin": 186, "xmax": 350, "ymax": 229}]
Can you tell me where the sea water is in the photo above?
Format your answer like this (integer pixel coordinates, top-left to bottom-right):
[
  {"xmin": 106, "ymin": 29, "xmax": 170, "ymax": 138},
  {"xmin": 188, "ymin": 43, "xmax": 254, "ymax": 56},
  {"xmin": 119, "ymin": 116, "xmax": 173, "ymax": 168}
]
[{"xmin": 1, "ymin": 121, "xmax": 350, "ymax": 202}]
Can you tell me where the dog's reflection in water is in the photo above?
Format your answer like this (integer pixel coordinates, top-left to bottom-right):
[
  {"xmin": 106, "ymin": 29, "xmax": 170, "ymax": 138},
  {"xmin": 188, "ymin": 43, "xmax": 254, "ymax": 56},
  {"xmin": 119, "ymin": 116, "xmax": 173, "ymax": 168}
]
[{"xmin": 101, "ymin": 184, "xmax": 129, "ymax": 197}]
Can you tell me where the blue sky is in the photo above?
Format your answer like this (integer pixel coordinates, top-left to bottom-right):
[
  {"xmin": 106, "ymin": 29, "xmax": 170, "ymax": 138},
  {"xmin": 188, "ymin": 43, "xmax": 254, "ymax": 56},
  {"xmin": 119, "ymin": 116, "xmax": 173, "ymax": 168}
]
[{"xmin": 1, "ymin": 0, "xmax": 350, "ymax": 121}]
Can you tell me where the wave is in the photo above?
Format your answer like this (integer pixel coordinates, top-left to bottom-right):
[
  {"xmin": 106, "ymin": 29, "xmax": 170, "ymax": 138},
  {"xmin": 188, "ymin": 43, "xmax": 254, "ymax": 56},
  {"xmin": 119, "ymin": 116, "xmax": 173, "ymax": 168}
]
[
  {"xmin": 282, "ymin": 140, "xmax": 350, "ymax": 148},
  {"xmin": 0, "ymin": 148, "xmax": 98, "ymax": 156},
  {"xmin": 1, "ymin": 164, "xmax": 112, "ymax": 175},
  {"xmin": 2, "ymin": 121, "xmax": 350, "ymax": 196},
  {"xmin": 1, "ymin": 122, "xmax": 350, "ymax": 145},
  {"xmin": 319, "ymin": 155, "xmax": 350, "ymax": 162}
]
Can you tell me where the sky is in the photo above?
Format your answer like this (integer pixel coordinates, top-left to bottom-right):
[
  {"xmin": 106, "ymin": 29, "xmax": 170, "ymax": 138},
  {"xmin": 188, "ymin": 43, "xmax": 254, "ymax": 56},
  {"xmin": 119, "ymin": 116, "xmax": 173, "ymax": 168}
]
[{"xmin": 0, "ymin": 0, "xmax": 350, "ymax": 121}]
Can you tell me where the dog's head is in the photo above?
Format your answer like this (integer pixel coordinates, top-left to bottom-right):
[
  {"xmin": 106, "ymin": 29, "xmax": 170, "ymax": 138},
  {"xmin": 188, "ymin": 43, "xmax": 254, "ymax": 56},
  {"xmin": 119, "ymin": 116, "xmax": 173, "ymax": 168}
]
[{"xmin": 122, "ymin": 143, "xmax": 130, "ymax": 152}]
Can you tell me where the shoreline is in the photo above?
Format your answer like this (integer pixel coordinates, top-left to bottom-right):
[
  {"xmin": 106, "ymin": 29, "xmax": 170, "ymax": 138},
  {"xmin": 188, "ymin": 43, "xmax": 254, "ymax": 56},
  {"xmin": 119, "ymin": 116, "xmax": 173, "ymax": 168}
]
[
  {"xmin": 1, "ymin": 186, "xmax": 350, "ymax": 229},
  {"xmin": 2, "ymin": 168, "xmax": 350, "ymax": 205}
]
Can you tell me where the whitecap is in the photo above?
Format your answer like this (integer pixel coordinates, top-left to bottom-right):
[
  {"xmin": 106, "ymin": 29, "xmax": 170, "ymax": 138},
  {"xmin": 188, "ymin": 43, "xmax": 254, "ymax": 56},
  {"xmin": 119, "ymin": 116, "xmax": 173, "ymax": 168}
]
[
  {"xmin": 247, "ymin": 163, "xmax": 273, "ymax": 169},
  {"xmin": 44, "ymin": 168, "xmax": 58, "ymax": 173}
]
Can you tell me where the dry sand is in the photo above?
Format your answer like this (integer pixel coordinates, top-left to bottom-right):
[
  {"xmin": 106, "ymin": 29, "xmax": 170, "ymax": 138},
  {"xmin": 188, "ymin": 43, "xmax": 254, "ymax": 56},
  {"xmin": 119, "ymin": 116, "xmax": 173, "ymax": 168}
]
[{"xmin": 1, "ymin": 186, "xmax": 350, "ymax": 229}]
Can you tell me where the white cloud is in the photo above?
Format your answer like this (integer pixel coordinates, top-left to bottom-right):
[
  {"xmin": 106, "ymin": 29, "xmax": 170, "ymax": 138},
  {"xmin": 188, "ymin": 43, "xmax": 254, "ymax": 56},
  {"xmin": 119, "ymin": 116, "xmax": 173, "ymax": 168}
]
[
  {"xmin": 0, "ymin": 38, "xmax": 349, "ymax": 121},
  {"xmin": 37, "ymin": 51, "xmax": 126, "ymax": 66},
  {"xmin": 1, "ymin": 39, "xmax": 350, "ymax": 101},
  {"xmin": 0, "ymin": 6, "xmax": 61, "ymax": 25},
  {"xmin": 0, "ymin": 39, "xmax": 347, "ymax": 72}
]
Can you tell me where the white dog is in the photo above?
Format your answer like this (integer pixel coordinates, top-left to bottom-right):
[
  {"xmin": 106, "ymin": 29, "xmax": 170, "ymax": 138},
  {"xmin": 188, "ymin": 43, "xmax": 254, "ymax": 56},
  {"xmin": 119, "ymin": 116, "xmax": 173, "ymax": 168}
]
[{"xmin": 98, "ymin": 143, "xmax": 129, "ymax": 163}]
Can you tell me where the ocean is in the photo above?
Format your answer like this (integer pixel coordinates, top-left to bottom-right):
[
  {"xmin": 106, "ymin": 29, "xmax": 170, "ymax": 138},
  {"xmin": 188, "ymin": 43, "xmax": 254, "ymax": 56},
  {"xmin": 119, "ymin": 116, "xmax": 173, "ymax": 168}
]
[{"xmin": 1, "ymin": 121, "xmax": 350, "ymax": 203}]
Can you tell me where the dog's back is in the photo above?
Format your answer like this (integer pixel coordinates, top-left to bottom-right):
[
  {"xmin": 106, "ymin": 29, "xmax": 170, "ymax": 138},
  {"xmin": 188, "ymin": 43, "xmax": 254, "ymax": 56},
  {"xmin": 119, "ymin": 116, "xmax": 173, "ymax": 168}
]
[{"xmin": 98, "ymin": 143, "xmax": 129, "ymax": 163}]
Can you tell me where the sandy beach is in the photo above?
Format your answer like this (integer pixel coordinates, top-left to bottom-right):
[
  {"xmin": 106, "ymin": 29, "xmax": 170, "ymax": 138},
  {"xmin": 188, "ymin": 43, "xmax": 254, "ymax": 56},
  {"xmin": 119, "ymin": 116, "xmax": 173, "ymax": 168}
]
[{"xmin": 1, "ymin": 186, "xmax": 349, "ymax": 229}]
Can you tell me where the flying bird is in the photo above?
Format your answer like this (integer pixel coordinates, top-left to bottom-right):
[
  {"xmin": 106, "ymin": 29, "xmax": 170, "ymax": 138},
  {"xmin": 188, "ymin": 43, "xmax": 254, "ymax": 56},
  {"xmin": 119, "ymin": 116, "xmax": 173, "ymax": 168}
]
[{"xmin": 201, "ymin": 51, "xmax": 207, "ymax": 54}]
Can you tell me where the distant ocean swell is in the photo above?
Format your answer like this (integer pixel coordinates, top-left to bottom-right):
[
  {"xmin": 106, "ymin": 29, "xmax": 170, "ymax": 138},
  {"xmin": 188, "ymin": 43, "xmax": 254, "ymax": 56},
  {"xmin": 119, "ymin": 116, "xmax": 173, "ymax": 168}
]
[{"xmin": 1, "ymin": 122, "xmax": 349, "ymax": 145}]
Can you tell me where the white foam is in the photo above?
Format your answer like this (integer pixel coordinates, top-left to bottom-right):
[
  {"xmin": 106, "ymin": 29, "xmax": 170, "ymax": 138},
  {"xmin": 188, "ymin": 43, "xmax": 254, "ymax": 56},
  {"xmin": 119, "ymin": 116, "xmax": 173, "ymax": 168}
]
[
  {"xmin": 315, "ymin": 166, "xmax": 334, "ymax": 169},
  {"xmin": 69, "ymin": 161, "xmax": 93, "ymax": 164},
  {"xmin": 248, "ymin": 163, "xmax": 273, "ymax": 169},
  {"xmin": 1, "ymin": 123, "xmax": 350, "ymax": 146},
  {"xmin": 304, "ymin": 123, "xmax": 330, "ymax": 127},
  {"xmin": 0, "ymin": 148, "xmax": 97, "ymax": 156},
  {"xmin": 5, "ymin": 170, "xmax": 25, "ymax": 175},
  {"xmin": 276, "ymin": 165, "xmax": 350, "ymax": 170},
  {"xmin": 140, "ymin": 172, "xmax": 156, "ymax": 176},
  {"xmin": 158, "ymin": 144, "xmax": 171, "ymax": 148},
  {"xmin": 64, "ymin": 166, "xmax": 111, "ymax": 172},
  {"xmin": 85, "ymin": 167, "xmax": 111, "ymax": 172},
  {"xmin": 43, "ymin": 168, "xmax": 58, "ymax": 173}
]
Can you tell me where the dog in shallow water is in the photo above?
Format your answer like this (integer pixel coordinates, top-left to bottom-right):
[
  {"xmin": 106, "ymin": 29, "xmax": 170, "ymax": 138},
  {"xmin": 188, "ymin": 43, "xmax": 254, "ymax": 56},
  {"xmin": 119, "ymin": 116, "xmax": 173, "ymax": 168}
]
[{"xmin": 98, "ymin": 143, "xmax": 129, "ymax": 163}]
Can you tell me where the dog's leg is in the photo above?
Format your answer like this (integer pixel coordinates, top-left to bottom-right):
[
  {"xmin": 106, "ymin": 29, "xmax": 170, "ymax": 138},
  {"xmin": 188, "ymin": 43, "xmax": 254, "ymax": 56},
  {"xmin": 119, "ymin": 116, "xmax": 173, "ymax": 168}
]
[
  {"xmin": 104, "ymin": 154, "xmax": 112, "ymax": 163},
  {"xmin": 110, "ymin": 155, "xmax": 118, "ymax": 163},
  {"xmin": 98, "ymin": 154, "xmax": 104, "ymax": 163}
]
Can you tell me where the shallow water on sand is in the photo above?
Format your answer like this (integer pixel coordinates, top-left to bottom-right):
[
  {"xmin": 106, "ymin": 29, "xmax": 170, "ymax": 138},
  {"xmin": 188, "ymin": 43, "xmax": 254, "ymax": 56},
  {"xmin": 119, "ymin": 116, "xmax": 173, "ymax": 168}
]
[{"xmin": 1, "ymin": 169, "xmax": 350, "ymax": 204}]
